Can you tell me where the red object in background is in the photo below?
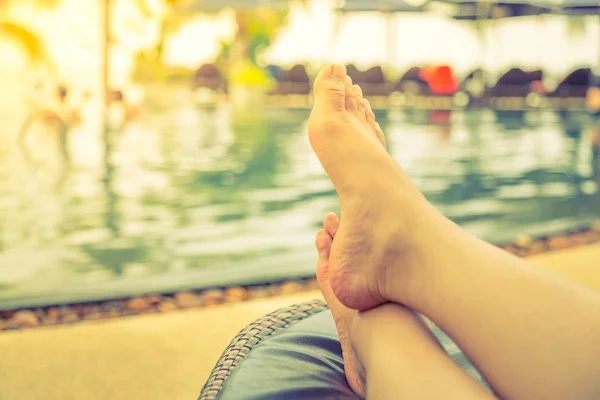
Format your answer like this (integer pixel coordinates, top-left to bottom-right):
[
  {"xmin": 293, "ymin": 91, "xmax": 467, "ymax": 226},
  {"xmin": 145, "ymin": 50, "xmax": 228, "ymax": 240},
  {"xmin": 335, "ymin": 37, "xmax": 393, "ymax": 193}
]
[
  {"xmin": 419, "ymin": 65, "xmax": 459, "ymax": 95},
  {"xmin": 531, "ymin": 80, "xmax": 546, "ymax": 94}
]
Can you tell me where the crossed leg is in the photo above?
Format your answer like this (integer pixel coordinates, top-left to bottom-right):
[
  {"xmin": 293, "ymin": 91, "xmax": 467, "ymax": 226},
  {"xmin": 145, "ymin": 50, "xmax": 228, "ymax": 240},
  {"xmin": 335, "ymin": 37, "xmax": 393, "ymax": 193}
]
[
  {"xmin": 309, "ymin": 64, "xmax": 600, "ymax": 400},
  {"xmin": 316, "ymin": 218, "xmax": 495, "ymax": 400}
]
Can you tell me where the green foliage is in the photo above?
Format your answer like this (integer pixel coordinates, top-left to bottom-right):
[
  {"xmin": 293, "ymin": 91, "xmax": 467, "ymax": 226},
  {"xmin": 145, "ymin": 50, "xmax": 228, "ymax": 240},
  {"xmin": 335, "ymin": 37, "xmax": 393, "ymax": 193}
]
[
  {"xmin": 233, "ymin": 9, "xmax": 289, "ymax": 65},
  {"xmin": 230, "ymin": 58, "xmax": 275, "ymax": 87},
  {"xmin": 221, "ymin": 9, "xmax": 290, "ymax": 87},
  {"xmin": 130, "ymin": 0, "xmax": 293, "ymax": 86},
  {"xmin": 131, "ymin": 50, "xmax": 195, "ymax": 82},
  {"xmin": 215, "ymin": 40, "xmax": 232, "ymax": 64}
]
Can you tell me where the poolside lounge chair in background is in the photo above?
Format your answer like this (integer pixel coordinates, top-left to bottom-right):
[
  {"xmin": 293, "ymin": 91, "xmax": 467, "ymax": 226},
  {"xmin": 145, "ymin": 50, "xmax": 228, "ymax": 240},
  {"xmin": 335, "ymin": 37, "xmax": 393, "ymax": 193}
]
[
  {"xmin": 545, "ymin": 68, "xmax": 591, "ymax": 110},
  {"xmin": 461, "ymin": 69, "xmax": 483, "ymax": 86},
  {"xmin": 587, "ymin": 70, "xmax": 600, "ymax": 115},
  {"xmin": 267, "ymin": 64, "xmax": 311, "ymax": 107},
  {"xmin": 528, "ymin": 69, "xmax": 543, "ymax": 83},
  {"xmin": 459, "ymin": 68, "xmax": 487, "ymax": 108},
  {"xmin": 267, "ymin": 64, "xmax": 284, "ymax": 82},
  {"xmin": 193, "ymin": 63, "xmax": 227, "ymax": 93},
  {"xmin": 421, "ymin": 65, "xmax": 459, "ymax": 96},
  {"xmin": 345, "ymin": 64, "xmax": 363, "ymax": 83},
  {"xmin": 390, "ymin": 67, "xmax": 429, "ymax": 108},
  {"xmin": 391, "ymin": 65, "xmax": 457, "ymax": 110},
  {"xmin": 486, "ymin": 68, "xmax": 541, "ymax": 110},
  {"xmin": 285, "ymin": 64, "xmax": 312, "ymax": 95},
  {"xmin": 269, "ymin": 64, "xmax": 311, "ymax": 95},
  {"xmin": 393, "ymin": 66, "xmax": 429, "ymax": 94},
  {"xmin": 343, "ymin": 64, "xmax": 391, "ymax": 108},
  {"xmin": 362, "ymin": 66, "xmax": 390, "ymax": 97}
]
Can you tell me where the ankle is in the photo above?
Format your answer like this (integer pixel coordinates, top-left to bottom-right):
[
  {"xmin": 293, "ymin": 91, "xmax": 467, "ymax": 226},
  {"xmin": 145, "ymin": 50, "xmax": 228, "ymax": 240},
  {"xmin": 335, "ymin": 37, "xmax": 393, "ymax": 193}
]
[
  {"xmin": 350, "ymin": 304, "xmax": 402, "ymax": 368},
  {"xmin": 382, "ymin": 206, "xmax": 464, "ymax": 308},
  {"xmin": 351, "ymin": 303, "xmax": 423, "ymax": 371}
]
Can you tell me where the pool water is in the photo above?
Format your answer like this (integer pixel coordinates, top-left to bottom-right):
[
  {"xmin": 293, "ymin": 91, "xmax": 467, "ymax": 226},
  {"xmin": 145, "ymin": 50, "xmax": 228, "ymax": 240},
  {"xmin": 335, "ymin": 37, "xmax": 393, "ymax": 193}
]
[{"xmin": 1, "ymin": 105, "xmax": 599, "ymax": 308}]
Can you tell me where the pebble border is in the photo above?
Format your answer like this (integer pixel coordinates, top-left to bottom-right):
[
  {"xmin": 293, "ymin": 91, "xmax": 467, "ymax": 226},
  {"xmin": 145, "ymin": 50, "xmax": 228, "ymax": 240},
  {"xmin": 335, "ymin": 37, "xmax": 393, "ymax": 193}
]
[{"xmin": 2, "ymin": 222, "xmax": 599, "ymax": 331}]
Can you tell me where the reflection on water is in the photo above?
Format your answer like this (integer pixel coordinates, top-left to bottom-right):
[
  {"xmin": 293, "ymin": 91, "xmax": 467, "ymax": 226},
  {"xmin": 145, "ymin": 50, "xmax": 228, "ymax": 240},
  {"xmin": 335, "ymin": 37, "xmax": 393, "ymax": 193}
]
[{"xmin": 1, "ymin": 104, "xmax": 599, "ymax": 307}]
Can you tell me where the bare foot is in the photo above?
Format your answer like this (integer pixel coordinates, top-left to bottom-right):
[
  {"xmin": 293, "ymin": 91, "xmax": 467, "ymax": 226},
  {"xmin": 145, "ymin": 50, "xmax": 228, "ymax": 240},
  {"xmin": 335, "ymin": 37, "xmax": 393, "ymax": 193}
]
[
  {"xmin": 315, "ymin": 223, "xmax": 366, "ymax": 398},
  {"xmin": 319, "ymin": 214, "xmax": 496, "ymax": 400},
  {"xmin": 309, "ymin": 64, "xmax": 445, "ymax": 311}
]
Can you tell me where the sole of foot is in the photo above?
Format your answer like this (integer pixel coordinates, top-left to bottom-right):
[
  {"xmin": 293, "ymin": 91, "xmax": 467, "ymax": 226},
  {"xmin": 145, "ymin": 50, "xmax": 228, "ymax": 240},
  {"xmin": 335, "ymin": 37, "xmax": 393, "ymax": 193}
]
[
  {"xmin": 308, "ymin": 64, "xmax": 443, "ymax": 311},
  {"xmin": 315, "ymin": 219, "xmax": 366, "ymax": 398}
]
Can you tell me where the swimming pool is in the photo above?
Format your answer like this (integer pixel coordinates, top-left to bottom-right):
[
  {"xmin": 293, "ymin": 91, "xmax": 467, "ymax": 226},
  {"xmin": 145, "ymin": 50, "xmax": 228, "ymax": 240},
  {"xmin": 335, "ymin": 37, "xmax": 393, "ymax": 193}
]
[{"xmin": 1, "ymin": 106, "xmax": 599, "ymax": 308}]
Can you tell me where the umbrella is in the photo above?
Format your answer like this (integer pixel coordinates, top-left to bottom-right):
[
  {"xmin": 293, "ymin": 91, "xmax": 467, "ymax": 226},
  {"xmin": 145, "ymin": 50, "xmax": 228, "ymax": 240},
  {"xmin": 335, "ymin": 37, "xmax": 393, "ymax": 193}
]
[
  {"xmin": 335, "ymin": 0, "xmax": 427, "ymax": 72},
  {"xmin": 337, "ymin": 0, "xmax": 427, "ymax": 13},
  {"xmin": 557, "ymin": 0, "xmax": 600, "ymax": 70},
  {"xmin": 181, "ymin": 0, "xmax": 291, "ymax": 12},
  {"xmin": 427, "ymin": 0, "xmax": 552, "ymax": 20},
  {"xmin": 427, "ymin": 0, "xmax": 553, "ymax": 88},
  {"xmin": 560, "ymin": 0, "xmax": 599, "ymax": 15}
]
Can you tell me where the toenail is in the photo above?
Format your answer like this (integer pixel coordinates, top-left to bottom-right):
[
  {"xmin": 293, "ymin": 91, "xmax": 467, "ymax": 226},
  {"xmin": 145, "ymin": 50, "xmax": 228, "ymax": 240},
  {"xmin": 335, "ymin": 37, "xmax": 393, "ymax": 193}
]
[
  {"xmin": 364, "ymin": 100, "xmax": 375, "ymax": 116},
  {"xmin": 345, "ymin": 75, "xmax": 352, "ymax": 85},
  {"xmin": 352, "ymin": 85, "xmax": 363, "ymax": 96},
  {"xmin": 330, "ymin": 64, "xmax": 346, "ymax": 80}
]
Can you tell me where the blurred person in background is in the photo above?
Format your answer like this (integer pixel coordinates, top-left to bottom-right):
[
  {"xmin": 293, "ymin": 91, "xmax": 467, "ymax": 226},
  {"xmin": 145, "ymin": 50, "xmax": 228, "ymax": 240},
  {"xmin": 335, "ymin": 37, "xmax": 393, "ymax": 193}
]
[
  {"xmin": 18, "ymin": 83, "xmax": 81, "ymax": 164},
  {"xmin": 587, "ymin": 68, "xmax": 600, "ymax": 116},
  {"xmin": 106, "ymin": 89, "xmax": 139, "ymax": 129}
]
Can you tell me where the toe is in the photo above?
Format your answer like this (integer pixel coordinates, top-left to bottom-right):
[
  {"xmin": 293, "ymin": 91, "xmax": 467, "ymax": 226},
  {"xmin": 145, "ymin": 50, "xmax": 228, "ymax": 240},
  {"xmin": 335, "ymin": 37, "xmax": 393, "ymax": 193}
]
[
  {"xmin": 316, "ymin": 229, "xmax": 333, "ymax": 262},
  {"xmin": 313, "ymin": 64, "xmax": 347, "ymax": 113},
  {"xmin": 315, "ymin": 228, "xmax": 367, "ymax": 399},
  {"xmin": 344, "ymin": 76, "xmax": 358, "ymax": 112},
  {"xmin": 361, "ymin": 97, "xmax": 383, "ymax": 147},
  {"xmin": 364, "ymin": 98, "xmax": 376, "ymax": 123},
  {"xmin": 352, "ymin": 85, "xmax": 366, "ymax": 119},
  {"xmin": 315, "ymin": 229, "xmax": 333, "ymax": 286},
  {"xmin": 374, "ymin": 122, "xmax": 386, "ymax": 148},
  {"xmin": 323, "ymin": 212, "xmax": 340, "ymax": 238}
]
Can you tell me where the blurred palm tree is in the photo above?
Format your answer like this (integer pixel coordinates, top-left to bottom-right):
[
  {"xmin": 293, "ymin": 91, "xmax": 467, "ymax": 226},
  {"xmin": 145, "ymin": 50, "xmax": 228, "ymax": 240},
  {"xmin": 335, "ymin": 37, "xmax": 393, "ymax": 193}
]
[
  {"xmin": 132, "ymin": 0, "xmax": 306, "ymax": 82},
  {"xmin": 131, "ymin": 0, "xmax": 187, "ymax": 62},
  {"xmin": 0, "ymin": 0, "xmax": 61, "ymax": 64},
  {"xmin": 0, "ymin": 22, "xmax": 47, "ymax": 62}
]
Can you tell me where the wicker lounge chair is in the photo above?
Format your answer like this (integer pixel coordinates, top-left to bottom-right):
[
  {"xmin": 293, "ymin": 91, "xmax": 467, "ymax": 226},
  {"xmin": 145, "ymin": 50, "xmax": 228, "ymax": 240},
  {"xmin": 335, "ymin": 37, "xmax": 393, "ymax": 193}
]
[
  {"xmin": 199, "ymin": 298, "xmax": 489, "ymax": 400},
  {"xmin": 199, "ymin": 299, "xmax": 330, "ymax": 400}
]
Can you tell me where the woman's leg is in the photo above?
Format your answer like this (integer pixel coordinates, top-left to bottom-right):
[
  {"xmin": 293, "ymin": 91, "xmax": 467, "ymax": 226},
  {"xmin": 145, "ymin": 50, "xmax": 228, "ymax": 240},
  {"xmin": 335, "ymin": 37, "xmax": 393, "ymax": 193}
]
[
  {"xmin": 308, "ymin": 64, "xmax": 600, "ymax": 400},
  {"xmin": 354, "ymin": 304, "xmax": 494, "ymax": 400},
  {"xmin": 392, "ymin": 223, "xmax": 600, "ymax": 400},
  {"xmin": 315, "ymin": 227, "xmax": 495, "ymax": 400}
]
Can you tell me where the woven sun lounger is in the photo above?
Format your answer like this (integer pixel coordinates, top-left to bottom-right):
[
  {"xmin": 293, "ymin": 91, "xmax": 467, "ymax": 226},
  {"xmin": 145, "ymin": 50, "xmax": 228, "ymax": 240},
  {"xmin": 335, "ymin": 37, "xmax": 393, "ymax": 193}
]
[{"xmin": 199, "ymin": 299, "xmax": 490, "ymax": 400}]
